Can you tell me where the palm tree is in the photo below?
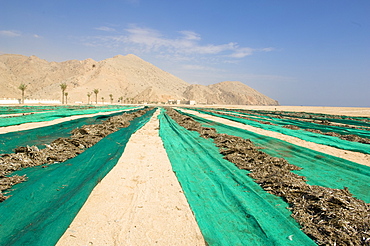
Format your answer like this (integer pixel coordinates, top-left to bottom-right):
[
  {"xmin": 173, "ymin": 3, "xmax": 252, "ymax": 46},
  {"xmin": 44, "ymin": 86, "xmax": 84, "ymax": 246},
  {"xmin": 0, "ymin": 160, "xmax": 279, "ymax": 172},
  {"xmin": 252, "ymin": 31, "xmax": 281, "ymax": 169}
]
[
  {"xmin": 65, "ymin": 92, "xmax": 68, "ymax": 104},
  {"xmin": 101, "ymin": 97, "xmax": 104, "ymax": 104},
  {"xmin": 93, "ymin": 89, "xmax": 99, "ymax": 104},
  {"xmin": 60, "ymin": 83, "xmax": 67, "ymax": 104},
  {"xmin": 109, "ymin": 94, "xmax": 113, "ymax": 104},
  {"xmin": 119, "ymin": 96, "xmax": 123, "ymax": 104},
  {"xmin": 18, "ymin": 83, "xmax": 27, "ymax": 104},
  {"xmin": 87, "ymin": 92, "xmax": 92, "ymax": 104}
]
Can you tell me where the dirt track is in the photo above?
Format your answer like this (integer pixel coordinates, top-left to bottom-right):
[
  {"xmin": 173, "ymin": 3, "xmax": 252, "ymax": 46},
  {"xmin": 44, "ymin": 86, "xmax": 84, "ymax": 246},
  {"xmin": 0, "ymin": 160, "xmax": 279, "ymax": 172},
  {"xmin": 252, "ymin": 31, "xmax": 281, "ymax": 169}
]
[{"xmin": 57, "ymin": 109, "xmax": 205, "ymax": 245}]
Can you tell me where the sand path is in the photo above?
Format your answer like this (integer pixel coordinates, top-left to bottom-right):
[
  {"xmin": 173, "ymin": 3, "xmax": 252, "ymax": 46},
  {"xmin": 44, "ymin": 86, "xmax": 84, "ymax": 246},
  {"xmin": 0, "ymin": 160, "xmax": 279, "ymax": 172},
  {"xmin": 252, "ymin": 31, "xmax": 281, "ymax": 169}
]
[
  {"xmin": 1, "ymin": 105, "xmax": 369, "ymax": 244},
  {"xmin": 178, "ymin": 108, "xmax": 370, "ymax": 167},
  {"xmin": 56, "ymin": 110, "xmax": 205, "ymax": 246}
]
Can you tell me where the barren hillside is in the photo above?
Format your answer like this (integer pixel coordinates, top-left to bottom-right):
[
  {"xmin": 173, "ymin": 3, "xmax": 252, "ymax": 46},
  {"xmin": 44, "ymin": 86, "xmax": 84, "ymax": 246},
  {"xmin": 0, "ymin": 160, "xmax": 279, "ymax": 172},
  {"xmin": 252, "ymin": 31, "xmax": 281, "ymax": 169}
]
[
  {"xmin": 184, "ymin": 81, "xmax": 278, "ymax": 105},
  {"xmin": 0, "ymin": 54, "xmax": 278, "ymax": 105}
]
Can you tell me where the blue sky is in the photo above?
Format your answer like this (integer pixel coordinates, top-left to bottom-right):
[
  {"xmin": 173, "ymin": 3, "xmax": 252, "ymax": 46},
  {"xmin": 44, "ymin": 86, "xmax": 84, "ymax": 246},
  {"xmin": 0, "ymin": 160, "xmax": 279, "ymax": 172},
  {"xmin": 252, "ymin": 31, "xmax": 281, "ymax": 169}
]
[{"xmin": 1, "ymin": 0, "xmax": 369, "ymax": 106}]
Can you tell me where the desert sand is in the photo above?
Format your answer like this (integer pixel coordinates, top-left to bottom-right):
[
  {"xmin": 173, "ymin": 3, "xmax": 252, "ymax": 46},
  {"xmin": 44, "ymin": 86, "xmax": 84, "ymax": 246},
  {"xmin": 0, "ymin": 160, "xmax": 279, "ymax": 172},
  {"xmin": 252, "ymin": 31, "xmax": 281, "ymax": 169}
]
[
  {"xmin": 0, "ymin": 105, "xmax": 369, "ymax": 244},
  {"xmin": 56, "ymin": 109, "xmax": 205, "ymax": 246}
]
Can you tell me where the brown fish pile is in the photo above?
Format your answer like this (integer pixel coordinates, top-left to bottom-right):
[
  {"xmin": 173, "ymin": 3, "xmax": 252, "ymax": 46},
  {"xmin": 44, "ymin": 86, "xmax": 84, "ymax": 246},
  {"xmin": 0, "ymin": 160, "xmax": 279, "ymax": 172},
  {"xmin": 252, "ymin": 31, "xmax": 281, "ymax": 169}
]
[
  {"xmin": 165, "ymin": 107, "xmax": 370, "ymax": 246},
  {"xmin": 0, "ymin": 107, "xmax": 153, "ymax": 202}
]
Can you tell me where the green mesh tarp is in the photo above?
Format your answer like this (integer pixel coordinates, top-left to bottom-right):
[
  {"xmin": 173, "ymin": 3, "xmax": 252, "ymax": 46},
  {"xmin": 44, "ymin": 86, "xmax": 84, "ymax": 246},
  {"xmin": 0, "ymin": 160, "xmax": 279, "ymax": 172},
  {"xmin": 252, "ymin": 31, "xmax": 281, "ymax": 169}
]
[
  {"xmin": 0, "ymin": 105, "xmax": 59, "ymax": 115},
  {"xmin": 233, "ymin": 109, "xmax": 370, "ymax": 129},
  {"xmin": 159, "ymin": 110, "xmax": 316, "ymax": 246},
  {"xmin": 210, "ymin": 108, "xmax": 370, "ymax": 139},
  {"xmin": 187, "ymin": 108, "xmax": 370, "ymax": 155},
  {"xmin": 0, "ymin": 105, "xmax": 139, "ymax": 127},
  {"xmin": 0, "ymin": 108, "xmax": 141, "ymax": 154},
  {"xmin": 0, "ymin": 108, "xmax": 155, "ymax": 246},
  {"xmin": 0, "ymin": 105, "xmax": 137, "ymax": 115},
  {"xmin": 178, "ymin": 109, "xmax": 370, "ymax": 203}
]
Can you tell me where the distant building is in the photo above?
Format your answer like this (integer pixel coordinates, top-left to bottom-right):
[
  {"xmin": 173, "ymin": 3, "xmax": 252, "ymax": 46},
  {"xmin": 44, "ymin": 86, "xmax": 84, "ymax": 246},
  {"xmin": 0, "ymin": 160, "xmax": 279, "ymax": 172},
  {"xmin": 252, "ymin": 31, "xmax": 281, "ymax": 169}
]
[{"xmin": 167, "ymin": 99, "xmax": 196, "ymax": 105}]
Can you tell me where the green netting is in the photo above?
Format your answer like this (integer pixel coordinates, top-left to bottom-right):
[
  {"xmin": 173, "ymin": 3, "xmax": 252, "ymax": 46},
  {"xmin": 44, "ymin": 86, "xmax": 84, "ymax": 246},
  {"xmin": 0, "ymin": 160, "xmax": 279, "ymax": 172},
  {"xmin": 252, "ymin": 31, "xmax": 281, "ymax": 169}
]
[
  {"xmin": 178, "ymin": 110, "xmax": 370, "ymax": 203},
  {"xmin": 0, "ymin": 105, "xmax": 59, "ymax": 115},
  {"xmin": 210, "ymin": 108, "xmax": 370, "ymax": 139},
  {"xmin": 211, "ymin": 108, "xmax": 370, "ymax": 128},
  {"xmin": 187, "ymin": 108, "xmax": 370, "ymax": 155},
  {"xmin": 0, "ymin": 105, "xmax": 139, "ymax": 127},
  {"xmin": 0, "ymin": 108, "xmax": 141, "ymax": 154},
  {"xmin": 0, "ymin": 108, "xmax": 155, "ymax": 246},
  {"xmin": 241, "ymin": 109, "xmax": 370, "ymax": 128},
  {"xmin": 0, "ymin": 105, "xmax": 127, "ymax": 115},
  {"xmin": 159, "ymin": 109, "xmax": 316, "ymax": 246}
]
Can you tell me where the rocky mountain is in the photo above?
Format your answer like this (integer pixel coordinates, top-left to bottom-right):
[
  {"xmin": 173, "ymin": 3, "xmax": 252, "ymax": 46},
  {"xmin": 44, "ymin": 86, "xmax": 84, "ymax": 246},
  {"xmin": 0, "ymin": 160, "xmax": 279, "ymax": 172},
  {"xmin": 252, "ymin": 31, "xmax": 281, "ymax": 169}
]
[
  {"xmin": 0, "ymin": 54, "xmax": 278, "ymax": 105},
  {"xmin": 184, "ymin": 81, "xmax": 278, "ymax": 105}
]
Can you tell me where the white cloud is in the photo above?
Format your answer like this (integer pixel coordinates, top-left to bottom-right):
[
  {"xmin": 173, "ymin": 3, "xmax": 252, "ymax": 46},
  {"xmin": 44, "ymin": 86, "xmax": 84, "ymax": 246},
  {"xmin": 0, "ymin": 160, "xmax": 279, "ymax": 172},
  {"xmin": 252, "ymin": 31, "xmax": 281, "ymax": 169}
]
[
  {"xmin": 179, "ymin": 30, "xmax": 201, "ymax": 40},
  {"xmin": 0, "ymin": 30, "xmax": 21, "ymax": 37},
  {"xmin": 95, "ymin": 26, "xmax": 116, "ymax": 32},
  {"xmin": 186, "ymin": 42, "xmax": 237, "ymax": 55},
  {"xmin": 83, "ymin": 25, "xmax": 274, "ymax": 60},
  {"xmin": 124, "ymin": 26, "xmax": 165, "ymax": 50},
  {"xmin": 229, "ymin": 47, "xmax": 275, "ymax": 58},
  {"xmin": 261, "ymin": 47, "xmax": 275, "ymax": 52},
  {"xmin": 121, "ymin": 26, "xmax": 242, "ymax": 56},
  {"xmin": 229, "ymin": 47, "xmax": 254, "ymax": 58},
  {"xmin": 33, "ymin": 34, "xmax": 41, "ymax": 38}
]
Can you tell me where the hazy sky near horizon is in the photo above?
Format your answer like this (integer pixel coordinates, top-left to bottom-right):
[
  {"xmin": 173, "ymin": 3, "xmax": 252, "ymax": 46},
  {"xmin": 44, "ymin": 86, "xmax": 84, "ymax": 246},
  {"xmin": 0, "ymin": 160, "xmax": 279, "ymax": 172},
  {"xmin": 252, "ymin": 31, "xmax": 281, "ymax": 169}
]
[{"xmin": 1, "ymin": 0, "xmax": 369, "ymax": 106}]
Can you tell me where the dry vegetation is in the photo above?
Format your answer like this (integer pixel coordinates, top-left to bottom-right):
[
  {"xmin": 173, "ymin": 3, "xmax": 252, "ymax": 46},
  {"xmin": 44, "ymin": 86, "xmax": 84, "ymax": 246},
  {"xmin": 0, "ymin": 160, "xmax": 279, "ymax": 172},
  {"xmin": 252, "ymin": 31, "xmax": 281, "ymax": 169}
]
[
  {"xmin": 0, "ymin": 107, "xmax": 153, "ymax": 201},
  {"xmin": 165, "ymin": 107, "xmax": 370, "ymax": 246}
]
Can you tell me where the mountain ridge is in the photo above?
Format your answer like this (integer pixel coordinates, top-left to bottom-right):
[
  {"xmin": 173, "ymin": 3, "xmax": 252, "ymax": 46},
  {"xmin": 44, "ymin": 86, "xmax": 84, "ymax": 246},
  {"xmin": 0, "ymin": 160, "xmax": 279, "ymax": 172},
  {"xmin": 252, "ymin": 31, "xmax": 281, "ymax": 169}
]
[{"xmin": 0, "ymin": 54, "xmax": 279, "ymax": 105}]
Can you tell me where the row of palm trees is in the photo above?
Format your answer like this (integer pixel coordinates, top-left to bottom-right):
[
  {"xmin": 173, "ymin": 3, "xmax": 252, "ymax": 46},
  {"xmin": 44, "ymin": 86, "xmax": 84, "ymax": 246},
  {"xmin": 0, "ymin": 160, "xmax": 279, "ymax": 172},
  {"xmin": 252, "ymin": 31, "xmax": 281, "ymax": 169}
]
[
  {"xmin": 87, "ymin": 92, "xmax": 124, "ymax": 104},
  {"xmin": 86, "ymin": 89, "xmax": 100, "ymax": 104},
  {"xmin": 63, "ymin": 84, "xmax": 121, "ymax": 105},
  {"xmin": 18, "ymin": 83, "xmax": 123, "ymax": 104},
  {"xmin": 18, "ymin": 83, "xmax": 126, "ymax": 105}
]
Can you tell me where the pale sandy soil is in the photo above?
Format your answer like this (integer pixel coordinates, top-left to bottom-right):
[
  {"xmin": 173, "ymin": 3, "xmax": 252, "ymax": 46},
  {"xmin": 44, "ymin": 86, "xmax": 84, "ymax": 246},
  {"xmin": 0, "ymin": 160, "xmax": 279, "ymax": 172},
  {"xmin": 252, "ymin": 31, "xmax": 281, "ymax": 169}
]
[
  {"xmin": 178, "ymin": 108, "xmax": 370, "ymax": 167},
  {"xmin": 1, "ymin": 105, "xmax": 369, "ymax": 245},
  {"xmin": 56, "ymin": 110, "xmax": 205, "ymax": 246}
]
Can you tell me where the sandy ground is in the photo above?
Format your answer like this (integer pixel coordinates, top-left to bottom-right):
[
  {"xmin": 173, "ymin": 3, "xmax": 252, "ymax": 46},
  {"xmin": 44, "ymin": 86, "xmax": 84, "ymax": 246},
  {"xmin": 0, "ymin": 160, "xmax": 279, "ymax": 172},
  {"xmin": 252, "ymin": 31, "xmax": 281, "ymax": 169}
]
[
  {"xmin": 56, "ymin": 110, "xmax": 205, "ymax": 246},
  {"xmin": 178, "ymin": 108, "xmax": 370, "ymax": 167},
  {"xmin": 0, "ymin": 107, "xmax": 142, "ymax": 134},
  {"xmin": 1, "ymin": 105, "xmax": 369, "ymax": 244}
]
